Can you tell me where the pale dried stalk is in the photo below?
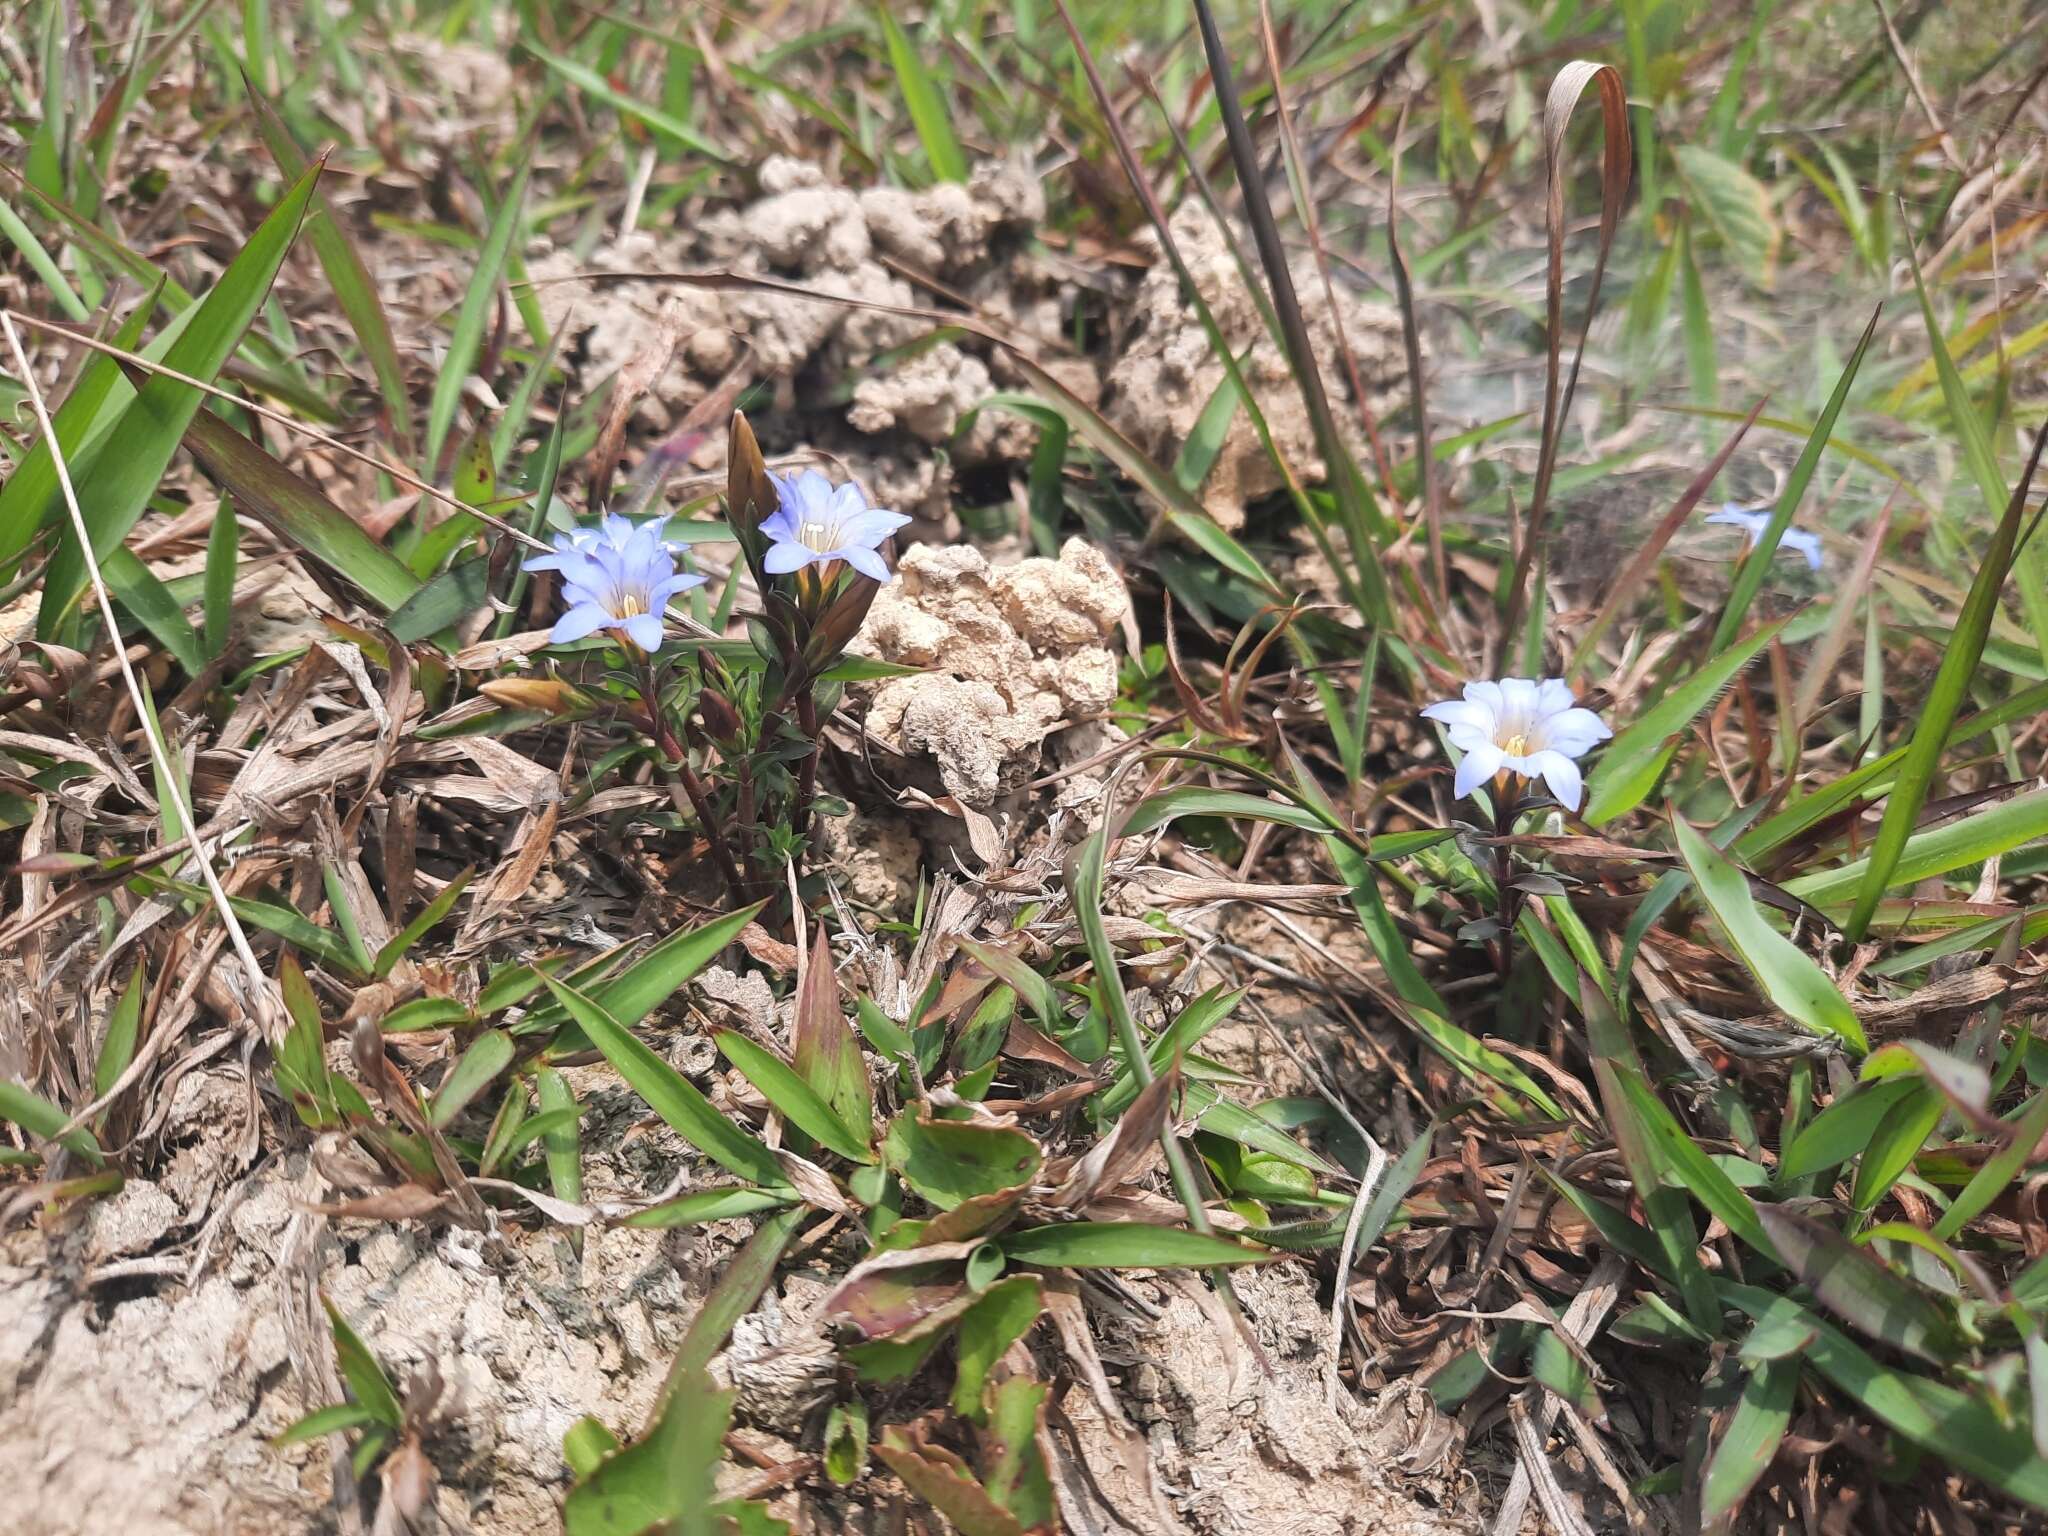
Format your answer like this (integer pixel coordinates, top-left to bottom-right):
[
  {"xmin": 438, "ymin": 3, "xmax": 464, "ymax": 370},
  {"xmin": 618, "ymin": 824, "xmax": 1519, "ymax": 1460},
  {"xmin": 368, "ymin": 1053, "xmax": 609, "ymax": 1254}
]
[{"xmin": 1, "ymin": 311, "xmax": 287, "ymax": 1044}]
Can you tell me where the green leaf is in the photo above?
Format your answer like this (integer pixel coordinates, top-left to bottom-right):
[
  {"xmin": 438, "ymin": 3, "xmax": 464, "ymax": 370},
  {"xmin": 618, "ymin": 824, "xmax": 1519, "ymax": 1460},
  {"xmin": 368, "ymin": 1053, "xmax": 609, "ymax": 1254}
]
[
  {"xmin": 561, "ymin": 1368, "xmax": 731, "ymax": 1536},
  {"xmin": 94, "ymin": 960, "xmax": 146, "ymax": 1103},
  {"xmin": 1673, "ymin": 816, "xmax": 1866, "ymax": 1052},
  {"xmin": 998, "ymin": 1222, "xmax": 1272, "ymax": 1269},
  {"xmin": 876, "ymin": 3, "xmax": 966, "ymax": 182},
  {"xmin": 101, "ymin": 546, "xmax": 203, "ymax": 675},
  {"xmin": 524, "ymin": 42, "xmax": 730, "ymax": 164},
  {"xmin": 374, "ymin": 869, "xmax": 475, "ymax": 978},
  {"xmin": 1724, "ymin": 1283, "xmax": 2048, "ymax": 1507},
  {"xmin": 320, "ymin": 1296, "xmax": 405, "ymax": 1429},
  {"xmin": 952, "ymin": 1276, "xmax": 1044, "ymax": 1421},
  {"xmin": 0, "ymin": 1078, "xmax": 104, "ymax": 1165},
  {"xmin": 1609, "ymin": 1068, "xmax": 1771, "ymax": 1254},
  {"xmin": 1701, "ymin": 1354, "xmax": 1798, "ymax": 1534},
  {"xmin": 1780, "ymin": 1077, "xmax": 1919, "ymax": 1180},
  {"xmin": 203, "ymin": 499, "xmax": 238, "ymax": 660},
  {"xmin": 0, "ymin": 279, "xmax": 159, "ymax": 576},
  {"xmin": 1710, "ymin": 306, "xmax": 1878, "ymax": 653},
  {"xmin": 245, "ymin": 77, "xmax": 412, "ymax": 456},
  {"xmin": 714, "ymin": 1029, "xmax": 872, "ymax": 1164},
  {"xmin": 424, "ymin": 158, "xmax": 529, "ymax": 473},
  {"xmin": 428, "ymin": 1030, "xmax": 514, "ymax": 1129},
  {"xmin": 181, "ymin": 411, "xmax": 422, "ymax": 613},
  {"xmin": 1674, "ymin": 145, "xmax": 1778, "ymax": 283},
  {"xmin": 673, "ymin": 1205, "xmax": 809, "ymax": 1379},
  {"xmin": 884, "ymin": 1112, "xmax": 1041, "ymax": 1211},
  {"xmin": 520, "ymin": 902, "xmax": 766, "ymax": 1043},
  {"xmin": 624, "ymin": 1187, "xmax": 796, "ymax": 1230},
  {"xmin": 1838, "ymin": 343, "xmax": 2046, "ymax": 941},
  {"xmin": 823, "ymin": 1396, "xmax": 869, "ymax": 1487},
  {"xmin": 535, "ymin": 1066, "xmax": 584, "ymax": 1211},
  {"xmin": 273, "ymin": 1400, "xmax": 386, "ymax": 1446},
  {"xmin": 1791, "ymin": 787, "xmax": 2048, "ymax": 911},
  {"xmin": 791, "ymin": 930, "xmax": 870, "ymax": 1148},
  {"xmin": 387, "ymin": 557, "xmax": 491, "ymax": 644},
  {"xmin": 1584, "ymin": 618, "xmax": 1788, "ymax": 825},
  {"xmin": 1753, "ymin": 1208, "xmax": 1959, "ymax": 1364},
  {"xmin": 40, "ymin": 163, "xmax": 320, "ymax": 638},
  {"xmin": 1848, "ymin": 1081, "xmax": 1943, "ymax": 1213},
  {"xmin": 540, "ymin": 973, "xmax": 787, "ymax": 1190},
  {"xmin": 1934, "ymin": 1089, "xmax": 2048, "ymax": 1241}
]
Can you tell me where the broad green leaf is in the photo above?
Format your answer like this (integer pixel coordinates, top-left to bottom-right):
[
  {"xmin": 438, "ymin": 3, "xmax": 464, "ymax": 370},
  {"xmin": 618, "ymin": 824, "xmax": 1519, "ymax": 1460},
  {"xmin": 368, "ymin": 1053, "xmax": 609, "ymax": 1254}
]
[
  {"xmin": 427, "ymin": 1030, "xmax": 514, "ymax": 1129},
  {"xmin": 1724, "ymin": 1283, "xmax": 2048, "ymax": 1506},
  {"xmin": 40, "ymin": 163, "xmax": 320, "ymax": 637},
  {"xmin": 1584, "ymin": 619, "xmax": 1788, "ymax": 825},
  {"xmin": 1673, "ymin": 816, "xmax": 1865, "ymax": 1051},
  {"xmin": 0, "ymin": 280, "xmax": 160, "ymax": 576},
  {"xmin": 884, "ymin": 1112, "xmax": 1040, "ymax": 1210},
  {"xmin": 1701, "ymin": 1354, "xmax": 1797, "ymax": 1534},
  {"xmin": 561, "ymin": 1368, "xmax": 731, "ymax": 1536},
  {"xmin": 823, "ymin": 1397, "xmax": 869, "ymax": 1487},
  {"xmin": 952, "ymin": 1277, "xmax": 1043, "ymax": 1421},
  {"xmin": 94, "ymin": 961, "xmax": 146, "ymax": 1103},
  {"xmin": 1934, "ymin": 1089, "xmax": 2048, "ymax": 1241},
  {"xmin": 541, "ymin": 974, "xmax": 786, "ymax": 1190},
  {"xmin": 1753, "ymin": 1208, "xmax": 1959, "ymax": 1364},
  {"xmin": 1849, "ymin": 1082, "xmax": 1942, "ymax": 1213},
  {"xmin": 791, "ymin": 929, "xmax": 870, "ymax": 1139},
  {"xmin": 1779, "ymin": 1078, "xmax": 1919, "ymax": 1180}
]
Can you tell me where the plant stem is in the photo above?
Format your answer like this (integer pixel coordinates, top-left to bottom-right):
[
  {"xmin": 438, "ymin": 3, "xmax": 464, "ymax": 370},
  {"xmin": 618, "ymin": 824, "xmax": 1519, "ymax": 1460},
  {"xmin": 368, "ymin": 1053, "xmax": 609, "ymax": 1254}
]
[
  {"xmin": 640, "ymin": 657, "xmax": 748, "ymax": 908},
  {"xmin": 1493, "ymin": 782, "xmax": 1519, "ymax": 979},
  {"xmin": 791, "ymin": 688, "xmax": 821, "ymax": 855}
]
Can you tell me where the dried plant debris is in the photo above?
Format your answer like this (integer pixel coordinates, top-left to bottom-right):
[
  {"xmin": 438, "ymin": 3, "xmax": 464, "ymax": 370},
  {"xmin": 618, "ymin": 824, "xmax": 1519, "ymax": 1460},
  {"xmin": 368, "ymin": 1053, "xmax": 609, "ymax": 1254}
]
[{"xmin": 6, "ymin": 5, "xmax": 2048, "ymax": 1536}]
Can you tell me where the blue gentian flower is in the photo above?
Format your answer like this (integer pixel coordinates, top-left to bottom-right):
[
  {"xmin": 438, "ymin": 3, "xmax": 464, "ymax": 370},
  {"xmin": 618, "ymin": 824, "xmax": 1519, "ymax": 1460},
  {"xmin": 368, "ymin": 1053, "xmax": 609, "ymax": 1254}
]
[
  {"xmin": 523, "ymin": 514, "xmax": 705, "ymax": 652},
  {"xmin": 760, "ymin": 469, "xmax": 910, "ymax": 584},
  {"xmin": 1705, "ymin": 503, "xmax": 1823, "ymax": 571}
]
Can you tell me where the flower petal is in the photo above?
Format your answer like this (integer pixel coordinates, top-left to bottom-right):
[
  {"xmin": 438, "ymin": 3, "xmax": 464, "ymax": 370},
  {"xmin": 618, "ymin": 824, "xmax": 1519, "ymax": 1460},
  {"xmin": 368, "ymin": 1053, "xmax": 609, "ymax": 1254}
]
[
  {"xmin": 1497, "ymin": 677, "xmax": 1541, "ymax": 724},
  {"xmin": 762, "ymin": 540, "xmax": 814, "ymax": 574},
  {"xmin": 1535, "ymin": 678, "xmax": 1578, "ymax": 716},
  {"xmin": 842, "ymin": 544, "xmax": 892, "ymax": 583},
  {"xmin": 1463, "ymin": 680, "xmax": 1505, "ymax": 719},
  {"xmin": 1540, "ymin": 708, "xmax": 1612, "ymax": 755},
  {"xmin": 1443, "ymin": 720, "xmax": 1494, "ymax": 754},
  {"xmin": 1453, "ymin": 742, "xmax": 1505, "ymax": 800},
  {"xmin": 620, "ymin": 612, "xmax": 666, "ymax": 652},
  {"xmin": 1529, "ymin": 750, "xmax": 1583, "ymax": 812},
  {"xmin": 1783, "ymin": 529, "xmax": 1823, "ymax": 570},
  {"xmin": 1422, "ymin": 698, "xmax": 1492, "ymax": 732},
  {"xmin": 550, "ymin": 603, "xmax": 612, "ymax": 643}
]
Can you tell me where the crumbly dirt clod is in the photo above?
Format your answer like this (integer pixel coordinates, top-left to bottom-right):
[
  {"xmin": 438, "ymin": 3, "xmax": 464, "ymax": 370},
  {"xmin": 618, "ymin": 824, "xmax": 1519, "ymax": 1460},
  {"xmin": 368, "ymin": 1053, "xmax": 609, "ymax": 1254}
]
[
  {"xmin": 1103, "ymin": 200, "xmax": 1408, "ymax": 527},
  {"xmin": 853, "ymin": 538, "xmax": 1129, "ymax": 806}
]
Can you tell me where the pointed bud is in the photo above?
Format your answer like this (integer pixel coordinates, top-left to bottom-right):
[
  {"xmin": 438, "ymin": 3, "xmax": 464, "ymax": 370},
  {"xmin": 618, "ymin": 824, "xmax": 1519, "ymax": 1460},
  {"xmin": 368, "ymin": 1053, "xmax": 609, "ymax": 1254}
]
[
  {"xmin": 478, "ymin": 677, "xmax": 594, "ymax": 718},
  {"xmin": 726, "ymin": 411, "xmax": 777, "ymax": 538}
]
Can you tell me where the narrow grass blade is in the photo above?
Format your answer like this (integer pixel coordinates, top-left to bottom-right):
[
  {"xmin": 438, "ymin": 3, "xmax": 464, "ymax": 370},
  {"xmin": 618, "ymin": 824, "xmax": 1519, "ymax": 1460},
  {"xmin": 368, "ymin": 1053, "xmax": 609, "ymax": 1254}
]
[
  {"xmin": 181, "ymin": 411, "xmax": 421, "ymax": 612},
  {"xmin": 876, "ymin": 3, "xmax": 965, "ymax": 182},
  {"xmin": 101, "ymin": 546, "xmax": 204, "ymax": 674},
  {"xmin": 38, "ymin": 162, "xmax": 320, "ymax": 639},
  {"xmin": 1841, "ymin": 420, "xmax": 2048, "ymax": 940},
  {"xmin": 1711, "ymin": 305, "xmax": 1879, "ymax": 652},
  {"xmin": 0, "ymin": 1079, "xmax": 106, "ymax": 1165},
  {"xmin": 714, "ymin": 1029, "xmax": 872, "ymax": 1164},
  {"xmin": 246, "ymin": 76, "xmax": 413, "ymax": 456},
  {"xmin": 1792, "ymin": 787, "xmax": 2048, "ymax": 909},
  {"xmin": 1702, "ymin": 1354, "xmax": 1798, "ymax": 1535},
  {"xmin": 424, "ymin": 157, "xmax": 529, "ymax": 474},
  {"xmin": 0, "ymin": 282, "xmax": 160, "ymax": 576},
  {"xmin": 538, "ymin": 972, "xmax": 787, "ymax": 1190},
  {"xmin": 1584, "ymin": 617, "xmax": 1789, "ymax": 825}
]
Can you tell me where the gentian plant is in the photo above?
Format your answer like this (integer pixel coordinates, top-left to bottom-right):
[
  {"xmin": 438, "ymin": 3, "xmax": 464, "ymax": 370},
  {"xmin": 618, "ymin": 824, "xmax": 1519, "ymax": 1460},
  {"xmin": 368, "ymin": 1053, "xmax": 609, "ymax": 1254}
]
[{"xmin": 520, "ymin": 413, "xmax": 908, "ymax": 915}]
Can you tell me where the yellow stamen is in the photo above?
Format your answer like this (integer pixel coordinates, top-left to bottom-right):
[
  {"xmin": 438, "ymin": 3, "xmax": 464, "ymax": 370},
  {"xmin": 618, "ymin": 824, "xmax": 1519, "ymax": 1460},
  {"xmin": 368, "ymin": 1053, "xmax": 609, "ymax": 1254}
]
[{"xmin": 1502, "ymin": 733, "xmax": 1528, "ymax": 757}]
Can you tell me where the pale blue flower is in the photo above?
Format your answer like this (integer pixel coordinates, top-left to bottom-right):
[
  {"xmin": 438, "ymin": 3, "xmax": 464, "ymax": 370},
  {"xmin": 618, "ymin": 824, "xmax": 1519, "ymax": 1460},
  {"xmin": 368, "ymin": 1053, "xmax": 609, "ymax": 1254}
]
[
  {"xmin": 1705, "ymin": 503, "xmax": 1823, "ymax": 571},
  {"xmin": 523, "ymin": 514, "xmax": 704, "ymax": 652},
  {"xmin": 1422, "ymin": 677, "xmax": 1611, "ymax": 812},
  {"xmin": 760, "ymin": 469, "xmax": 910, "ymax": 584}
]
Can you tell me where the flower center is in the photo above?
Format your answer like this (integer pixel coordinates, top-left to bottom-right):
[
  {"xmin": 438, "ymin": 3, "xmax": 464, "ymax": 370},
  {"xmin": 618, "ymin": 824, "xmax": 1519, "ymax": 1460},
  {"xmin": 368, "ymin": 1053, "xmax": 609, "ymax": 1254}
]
[
  {"xmin": 798, "ymin": 519, "xmax": 841, "ymax": 554},
  {"xmin": 1501, "ymin": 731, "xmax": 1529, "ymax": 758}
]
